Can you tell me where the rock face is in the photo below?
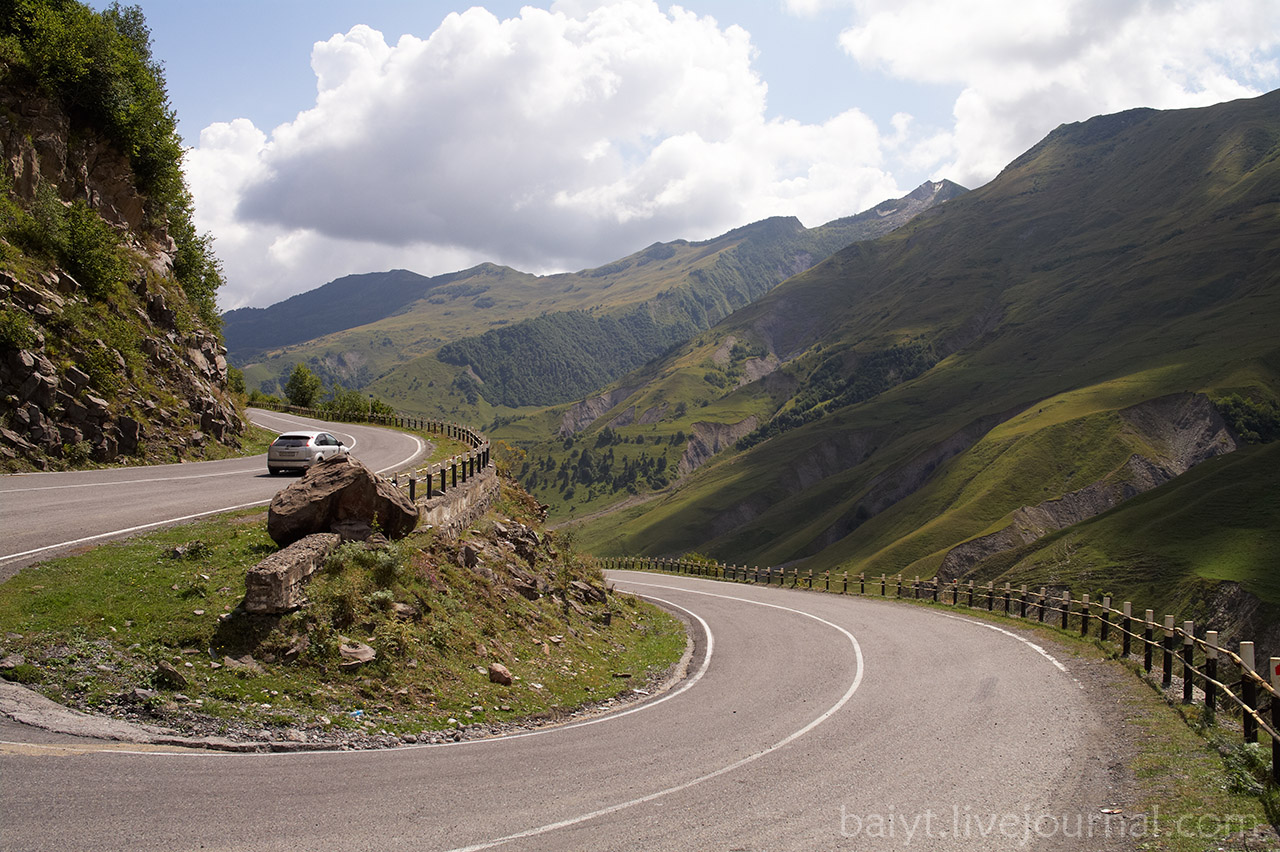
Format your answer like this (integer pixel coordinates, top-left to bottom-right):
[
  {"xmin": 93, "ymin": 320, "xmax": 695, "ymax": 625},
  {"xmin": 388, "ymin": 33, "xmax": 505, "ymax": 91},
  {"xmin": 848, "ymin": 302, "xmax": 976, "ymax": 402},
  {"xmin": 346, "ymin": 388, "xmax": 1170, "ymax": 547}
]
[
  {"xmin": 267, "ymin": 455, "xmax": 420, "ymax": 547},
  {"xmin": 677, "ymin": 417, "xmax": 759, "ymax": 477},
  {"xmin": 0, "ymin": 85, "xmax": 242, "ymax": 468},
  {"xmin": 938, "ymin": 393, "xmax": 1237, "ymax": 580}
]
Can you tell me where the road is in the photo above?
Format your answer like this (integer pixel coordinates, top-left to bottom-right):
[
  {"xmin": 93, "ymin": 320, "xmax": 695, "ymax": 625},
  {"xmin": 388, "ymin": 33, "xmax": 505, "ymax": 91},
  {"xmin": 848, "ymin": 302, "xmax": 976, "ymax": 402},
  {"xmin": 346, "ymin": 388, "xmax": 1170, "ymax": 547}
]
[
  {"xmin": 0, "ymin": 573, "xmax": 1128, "ymax": 852},
  {"xmin": 0, "ymin": 408, "xmax": 428, "ymax": 580}
]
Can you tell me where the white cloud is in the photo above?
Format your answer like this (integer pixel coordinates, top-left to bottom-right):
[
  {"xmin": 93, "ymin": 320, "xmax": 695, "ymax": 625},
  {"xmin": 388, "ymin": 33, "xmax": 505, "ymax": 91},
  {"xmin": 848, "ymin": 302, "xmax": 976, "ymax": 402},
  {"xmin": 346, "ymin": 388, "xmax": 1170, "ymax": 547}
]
[
  {"xmin": 189, "ymin": 0, "xmax": 1280, "ymax": 310},
  {"xmin": 197, "ymin": 1, "xmax": 899, "ymax": 309},
  {"xmin": 836, "ymin": 0, "xmax": 1280, "ymax": 186}
]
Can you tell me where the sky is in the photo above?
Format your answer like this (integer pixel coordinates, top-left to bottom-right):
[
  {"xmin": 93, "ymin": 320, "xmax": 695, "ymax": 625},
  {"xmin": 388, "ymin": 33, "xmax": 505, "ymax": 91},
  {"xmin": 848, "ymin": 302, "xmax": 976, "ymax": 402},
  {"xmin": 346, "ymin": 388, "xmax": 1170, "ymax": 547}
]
[{"xmin": 102, "ymin": 0, "xmax": 1280, "ymax": 310}]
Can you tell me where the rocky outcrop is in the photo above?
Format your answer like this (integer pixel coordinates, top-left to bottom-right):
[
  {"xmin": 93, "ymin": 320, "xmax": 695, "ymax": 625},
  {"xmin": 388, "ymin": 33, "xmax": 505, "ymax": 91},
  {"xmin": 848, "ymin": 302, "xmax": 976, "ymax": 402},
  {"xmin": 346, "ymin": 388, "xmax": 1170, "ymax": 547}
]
[
  {"xmin": 267, "ymin": 455, "xmax": 420, "ymax": 547},
  {"xmin": 677, "ymin": 417, "xmax": 758, "ymax": 477},
  {"xmin": 0, "ymin": 84, "xmax": 242, "ymax": 468},
  {"xmin": 0, "ymin": 270, "xmax": 241, "ymax": 465},
  {"xmin": 558, "ymin": 387, "xmax": 635, "ymax": 437},
  {"xmin": 938, "ymin": 393, "xmax": 1237, "ymax": 580},
  {"xmin": 0, "ymin": 90, "xmax": 146, "ymax": 231}
]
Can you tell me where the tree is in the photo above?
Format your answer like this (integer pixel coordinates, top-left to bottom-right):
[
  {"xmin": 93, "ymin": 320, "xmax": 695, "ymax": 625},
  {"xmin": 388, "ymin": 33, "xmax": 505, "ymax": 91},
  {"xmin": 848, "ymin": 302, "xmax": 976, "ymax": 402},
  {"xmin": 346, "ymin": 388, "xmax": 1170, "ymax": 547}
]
[{"xmin": 284, "ymin": 363, "xmax": 322, "ymax": 408}]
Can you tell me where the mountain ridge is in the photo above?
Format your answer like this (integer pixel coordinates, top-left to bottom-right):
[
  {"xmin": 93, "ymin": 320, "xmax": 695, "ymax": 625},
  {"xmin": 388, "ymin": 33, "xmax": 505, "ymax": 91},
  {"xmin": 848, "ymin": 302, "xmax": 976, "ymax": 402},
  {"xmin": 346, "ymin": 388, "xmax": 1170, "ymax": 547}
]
[{"xmin": 224, "ymin": 180, "xmax": 966, "ymax": 401}]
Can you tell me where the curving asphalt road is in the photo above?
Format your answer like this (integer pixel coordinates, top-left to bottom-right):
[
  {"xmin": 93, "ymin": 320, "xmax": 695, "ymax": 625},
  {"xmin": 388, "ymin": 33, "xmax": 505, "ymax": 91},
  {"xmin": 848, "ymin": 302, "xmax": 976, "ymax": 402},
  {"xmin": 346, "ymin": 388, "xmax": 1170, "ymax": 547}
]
[
  {"xmin": 0, "ymin": 408, "xmax": 428, "ymax": 580},
  {"xmin": 0, "ymin": 573, "xmax": 1126, "ymax": 852}
]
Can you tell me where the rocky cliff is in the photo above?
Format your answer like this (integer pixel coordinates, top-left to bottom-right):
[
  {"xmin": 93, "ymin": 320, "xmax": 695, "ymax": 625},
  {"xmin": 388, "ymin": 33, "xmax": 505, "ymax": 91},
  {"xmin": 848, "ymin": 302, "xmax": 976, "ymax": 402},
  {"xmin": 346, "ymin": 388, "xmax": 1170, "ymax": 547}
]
[
  {"xmin": 937, "ymin": 393, "xmax": 1237, "ymax": 581},
  {"xmin": 0, "ymin": 82, "xmax": 241, "ymax": 468}
]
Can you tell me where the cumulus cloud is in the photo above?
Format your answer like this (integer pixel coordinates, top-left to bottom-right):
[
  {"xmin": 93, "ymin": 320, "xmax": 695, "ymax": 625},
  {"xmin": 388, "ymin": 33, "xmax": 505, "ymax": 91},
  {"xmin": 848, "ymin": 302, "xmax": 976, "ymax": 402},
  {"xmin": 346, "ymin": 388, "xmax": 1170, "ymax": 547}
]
[
  {"xmin": 190, "ymin": 0, "xmax": 1280, "ymax": 309},
  {"xmin": 194, "ymin": 1, "xmax": 899, "ymax": 309},
  {"xmin": 836, "ymin": 0, "xmax": 1280, "ymax": 186}
]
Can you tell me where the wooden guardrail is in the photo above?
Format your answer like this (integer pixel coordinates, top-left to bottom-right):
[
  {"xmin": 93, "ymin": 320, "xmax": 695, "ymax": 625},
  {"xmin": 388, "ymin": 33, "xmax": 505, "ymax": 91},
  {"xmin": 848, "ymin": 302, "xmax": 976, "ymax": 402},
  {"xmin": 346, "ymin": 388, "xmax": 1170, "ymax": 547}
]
[{"xmin": 604, "ymin": 556, "xmax": 1280, "ymax": 779}]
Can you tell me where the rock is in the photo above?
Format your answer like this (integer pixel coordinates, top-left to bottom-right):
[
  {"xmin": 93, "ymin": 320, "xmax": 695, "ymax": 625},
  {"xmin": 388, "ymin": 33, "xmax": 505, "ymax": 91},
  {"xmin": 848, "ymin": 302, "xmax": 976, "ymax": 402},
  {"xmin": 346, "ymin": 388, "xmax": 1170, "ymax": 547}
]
[
  {"xmin": 339, "ymin": 641, "xmax": 376, "ymax": 669},
  {"xmin": 63, "ymin": 365, "xmax": 90, "ymax": 393},
  {"xmin": 488, "ymin": 663, "xmax": 513, "ymax": 685},
  {"xmin": 514, "ymin": 582, "xmax": 541, "ymax": 601},
  {"xmin": 267, "ymin": 455, "xmax": 419, "ymax": 547},
  {"xmin": 153, "ymin": 660, "xmax": 188, "ymax": 689},
  {"xmin": 0, "ymin": 653, "xmax": 26, "ymax": 669},
  {"xmin": 283, "ymin": 635, "xmax": 309, "ymax": 663},
  {"xmin": 222, "ymin": 655, "xmax": 266, "ymax": 676},
  {"xmin": 570, "ymin": 580, "xmax": 607, "ymax": 603}
]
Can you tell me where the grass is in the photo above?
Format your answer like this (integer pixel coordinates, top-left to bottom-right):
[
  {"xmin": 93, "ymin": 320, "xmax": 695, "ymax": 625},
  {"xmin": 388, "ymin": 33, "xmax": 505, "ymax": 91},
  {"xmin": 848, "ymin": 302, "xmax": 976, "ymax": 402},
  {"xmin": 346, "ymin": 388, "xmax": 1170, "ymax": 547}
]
[{"xmin": 0, "ymin": 483, "xmax": 686, "ymax": 741}]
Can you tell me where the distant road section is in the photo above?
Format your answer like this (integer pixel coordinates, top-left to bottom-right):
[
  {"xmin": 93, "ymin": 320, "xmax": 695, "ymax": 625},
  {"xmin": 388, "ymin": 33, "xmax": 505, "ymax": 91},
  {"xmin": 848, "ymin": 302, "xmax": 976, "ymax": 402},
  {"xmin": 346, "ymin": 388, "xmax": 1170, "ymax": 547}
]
[{"xmin": 0, "ymin": 408, "xmax": 427, "ymax": 580}]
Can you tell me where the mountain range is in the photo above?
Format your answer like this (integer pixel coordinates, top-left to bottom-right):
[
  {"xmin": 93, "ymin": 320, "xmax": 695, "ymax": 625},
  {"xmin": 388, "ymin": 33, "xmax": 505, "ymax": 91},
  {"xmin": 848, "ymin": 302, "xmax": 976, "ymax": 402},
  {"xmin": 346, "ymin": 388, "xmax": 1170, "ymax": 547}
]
[
  {"xmin": 224, "ymin": 180, "xmax": 965, "ymax": 406},
  {"xmin": 228, "ymin": 89, "xmax": 1280, "ymax": 647},
  {"xmin": 544, "ymin": 90, "xmax": 1279, "ymax": 644}
]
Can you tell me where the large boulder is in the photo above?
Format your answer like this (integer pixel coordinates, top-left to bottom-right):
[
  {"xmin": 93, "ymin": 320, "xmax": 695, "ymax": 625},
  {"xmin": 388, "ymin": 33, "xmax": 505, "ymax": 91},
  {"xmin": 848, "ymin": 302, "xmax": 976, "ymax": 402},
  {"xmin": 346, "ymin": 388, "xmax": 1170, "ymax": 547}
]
[{"xmin": 267, "ymin": 454, "xmax": 419, "ymax": 547}]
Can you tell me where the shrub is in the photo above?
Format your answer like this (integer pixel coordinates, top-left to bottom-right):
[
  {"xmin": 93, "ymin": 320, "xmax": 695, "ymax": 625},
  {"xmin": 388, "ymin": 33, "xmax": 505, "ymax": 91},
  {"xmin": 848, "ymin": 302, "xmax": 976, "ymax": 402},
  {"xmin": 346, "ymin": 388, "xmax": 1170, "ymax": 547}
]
[{"xmin": 1214, "ymin": 393, "xmax": 1280, "ymax": 444}]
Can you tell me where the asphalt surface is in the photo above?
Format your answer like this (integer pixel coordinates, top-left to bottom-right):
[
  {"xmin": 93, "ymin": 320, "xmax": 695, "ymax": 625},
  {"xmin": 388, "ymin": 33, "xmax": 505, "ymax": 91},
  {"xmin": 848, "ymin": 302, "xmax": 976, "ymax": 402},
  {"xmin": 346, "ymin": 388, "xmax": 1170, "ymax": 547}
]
[
  {"xmin": 0, "ymin": 408, "xmax": 428, "ymax": 580},
  {"xmin": 0, "ymin": 573, "xmax": 1127, "ymax": 852}
]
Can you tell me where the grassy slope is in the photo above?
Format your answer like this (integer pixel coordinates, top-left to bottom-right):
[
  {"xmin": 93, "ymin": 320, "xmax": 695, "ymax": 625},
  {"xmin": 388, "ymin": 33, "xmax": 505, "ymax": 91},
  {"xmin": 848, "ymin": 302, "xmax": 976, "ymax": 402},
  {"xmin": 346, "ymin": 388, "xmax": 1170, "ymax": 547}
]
[
  {"xmin": 568, "ymin": 91, "xmax": 1280, "ymax": 612},
  {"xmin": 0, "ymin": 472, "xmax": 686, "ymax": 740},
  {"xmin": 236, "ymin": 185, "xmax": 964, "ymax": 409}
]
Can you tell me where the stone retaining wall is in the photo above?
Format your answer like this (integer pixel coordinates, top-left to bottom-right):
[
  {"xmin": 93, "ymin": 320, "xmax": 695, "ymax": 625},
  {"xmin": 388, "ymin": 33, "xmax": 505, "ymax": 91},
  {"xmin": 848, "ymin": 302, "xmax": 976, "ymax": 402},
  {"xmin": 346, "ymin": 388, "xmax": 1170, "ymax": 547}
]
[
  {"xmin": 417, "ymin": 467, "xmax": 501, "ymax": 539},
  {"xmin": 243, "ymin": 533, "xmax": 341, "ymax": 613}
]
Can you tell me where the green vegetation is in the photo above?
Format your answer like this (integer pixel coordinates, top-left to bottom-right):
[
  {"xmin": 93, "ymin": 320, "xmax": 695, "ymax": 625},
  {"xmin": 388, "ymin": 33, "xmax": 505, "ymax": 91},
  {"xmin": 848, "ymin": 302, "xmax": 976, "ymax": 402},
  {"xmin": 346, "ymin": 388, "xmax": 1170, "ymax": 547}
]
[
  {"xmin": 230, "ymin": 185, "xmax": 965, "ymax": 414},
  {"xmin": 563, "ymin": 90, "xmax": 1280, "ymax": 622},
  {"xmin": 283, "ymin": 362, "xmax": 323, "ymax": 408},
  {"xmin": 1214, "ymin": 392, "xmax": 1280, "ymax": 444},
  {"xmin": 0, "ymin": 0, "xmax": 224, "ymax": 327},
  {"xmin": 0, "ymin": 486, "xmax": 685, "ymax": 739}
]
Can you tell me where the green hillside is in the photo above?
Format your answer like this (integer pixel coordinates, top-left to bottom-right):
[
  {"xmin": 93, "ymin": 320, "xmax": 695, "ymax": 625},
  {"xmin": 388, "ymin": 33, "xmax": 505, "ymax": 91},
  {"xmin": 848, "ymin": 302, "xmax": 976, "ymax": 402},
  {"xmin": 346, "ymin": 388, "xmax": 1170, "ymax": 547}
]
[
  {"xmin": 228, "ymin": 182, "xmax": 965, "ymax": 406},
  {"xmin": 555, "ymin": 90, "xmax": 1280, "ymax": 629}
]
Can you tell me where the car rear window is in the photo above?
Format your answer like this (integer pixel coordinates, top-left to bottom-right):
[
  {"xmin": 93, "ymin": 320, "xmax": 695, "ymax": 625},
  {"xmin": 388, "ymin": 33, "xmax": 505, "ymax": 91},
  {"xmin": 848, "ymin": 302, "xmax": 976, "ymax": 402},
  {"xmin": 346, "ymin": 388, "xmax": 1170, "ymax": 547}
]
[{"xmin": 273, "ymin": 435, "xmax": 311, "ymax": 447}]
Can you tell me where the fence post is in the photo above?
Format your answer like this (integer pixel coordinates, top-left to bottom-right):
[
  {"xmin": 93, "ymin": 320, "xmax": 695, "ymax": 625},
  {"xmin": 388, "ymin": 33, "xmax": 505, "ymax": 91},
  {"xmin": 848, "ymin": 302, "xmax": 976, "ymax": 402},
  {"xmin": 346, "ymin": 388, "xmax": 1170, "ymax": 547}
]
[
  {"xmin": 1143, "ymin": 610, "xmax": 1155, "ymax": 673},
  {"xmin": 1080, "ymin": 593, "xmax": 1090, "ymax": 637},
  {"xmin": 1038, "ymin": 587, "xmax": 1047, "ymax": 622},
  {"xmin": 1019, "ymin": 584, "xmax": 1028, "ymax": 618},
  {"xmin": 1003, "ymin": 582, "xmax": 1011, "ymax": 613},
  {"xmin": 913, "ymin": 576, "xmax": 920, "ymax": 600},
  {"xmin": 1182, "ymin": 621, "xmax": 1195, "ymax": 705},
  {"xmin": 1242, "ymin": 642, "xmax": 1258, "ymax": 744},
  {"xmin": 1204, "ymin": 630, "xmax": 1218, "ymax": 720},
  {"xmin": 409, "ymin": 477, "xmax": 416, "ymax": 502},
  {"xmin": 933, "ymin": 578, "xmax": 940, "ymax": 602},
  {"xmin": 1101, "ymin": 595, "xmax": 1111, "ymax": 642},
  {"xmin": 808, "ymin": 567, "xmax": 814, "ymax": 589},
  {"xmin": 1162, "ymin": 615, "xmax": 1175, "ymax": 689},
  {"xmin": 1061, "ymin": 590, "xmax": 1071, "ymax": 630},
  {"xmin": 968, "ymin": 581, "xmax": 975, "ymax": 607},
  {"xmin": 1271, "ymin": 657, "xmax": 1280, "ymax": 782},
  {"xmin": 1122, "ymin": 602, "xmax": 1132, "ymax": 658},
  {"xmin": 986, "ymin": 581, "xmax": 995, "ymax": 612},
  {"xmin": 881, "ymin": 574, "xmax": 887, "ymax": 596}
]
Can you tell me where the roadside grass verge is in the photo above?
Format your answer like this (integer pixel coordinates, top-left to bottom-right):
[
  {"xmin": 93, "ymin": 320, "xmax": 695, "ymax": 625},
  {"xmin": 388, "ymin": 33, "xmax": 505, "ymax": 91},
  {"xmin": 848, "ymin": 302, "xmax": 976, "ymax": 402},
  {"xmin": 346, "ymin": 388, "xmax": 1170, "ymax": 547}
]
[{"xmin": 0, "ymin": 488, "xmax": 685, "ymax": 744}]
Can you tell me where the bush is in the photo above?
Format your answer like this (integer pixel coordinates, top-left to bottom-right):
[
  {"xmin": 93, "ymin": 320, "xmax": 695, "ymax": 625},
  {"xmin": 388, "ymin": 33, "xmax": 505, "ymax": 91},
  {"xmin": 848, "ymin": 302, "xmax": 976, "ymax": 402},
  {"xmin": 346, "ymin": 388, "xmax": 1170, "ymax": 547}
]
[
  {"xmin": 1214, "ymin": 393, "xmax": 1280, "ymax": 444},
  {"xmin": 0, "ymin": 307, "xmax": 37, "ymax": 349}
]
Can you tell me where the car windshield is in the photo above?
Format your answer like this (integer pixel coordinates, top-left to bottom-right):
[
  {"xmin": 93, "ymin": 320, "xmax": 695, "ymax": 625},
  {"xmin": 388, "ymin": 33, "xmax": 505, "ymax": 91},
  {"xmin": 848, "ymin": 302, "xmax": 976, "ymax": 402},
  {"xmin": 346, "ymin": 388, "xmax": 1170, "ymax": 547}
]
[{"xmin": 273, "ymin": 435, "xmax": 312, "ymax": 448}]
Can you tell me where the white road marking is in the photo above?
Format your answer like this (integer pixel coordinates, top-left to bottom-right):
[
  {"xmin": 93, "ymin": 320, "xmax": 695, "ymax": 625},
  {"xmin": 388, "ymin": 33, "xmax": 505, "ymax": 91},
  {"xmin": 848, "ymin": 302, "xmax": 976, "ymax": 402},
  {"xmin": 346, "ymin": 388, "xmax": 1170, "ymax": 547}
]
[
  {"xmin": 934, "ymin": 611, "xmax": 1073, "ymax": 675},
  {"xmin": 0, "ymin": 466, "xmax": 260, "ymax": 493},
  {"xmin": 0, "ymin": 413, "xmax": 425, "ymax": 566},
  {"xmin": 0, "ymin": 499, "xmax": 272, "ymax": 566},
  {"xmin": 443, "ymin": 577, "xmax": 866, "ymax": 852}
]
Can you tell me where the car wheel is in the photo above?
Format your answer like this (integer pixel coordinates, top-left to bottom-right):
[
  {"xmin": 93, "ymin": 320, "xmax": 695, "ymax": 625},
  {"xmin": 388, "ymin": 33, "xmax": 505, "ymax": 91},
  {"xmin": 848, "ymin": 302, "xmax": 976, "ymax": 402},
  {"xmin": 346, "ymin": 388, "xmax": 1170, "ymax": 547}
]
[{"xmin": 268, "ymin": 467, "xmax": 281, "ymax": 476}]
